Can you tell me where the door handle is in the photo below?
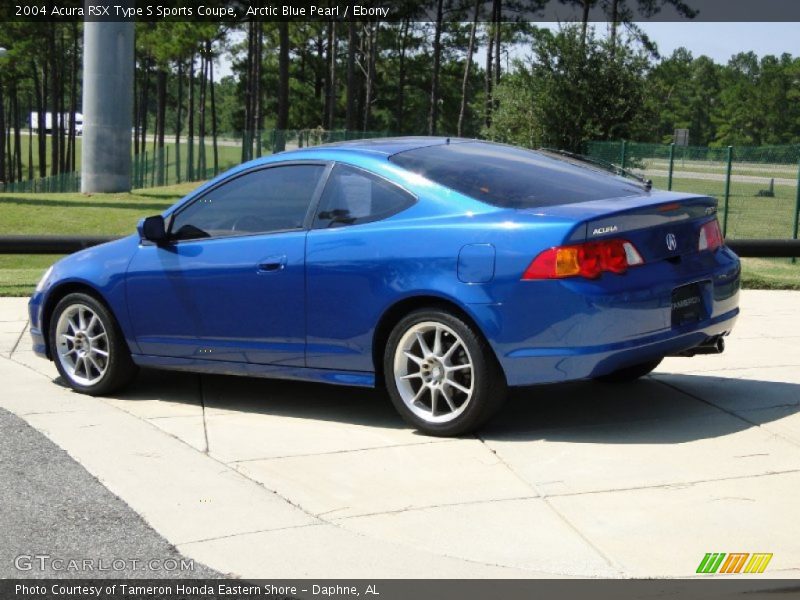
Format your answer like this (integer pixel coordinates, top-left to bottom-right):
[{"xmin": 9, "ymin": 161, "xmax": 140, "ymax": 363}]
[{"xmin": 257, "ymin": 255, "xmax": 287, "ymax": 273}]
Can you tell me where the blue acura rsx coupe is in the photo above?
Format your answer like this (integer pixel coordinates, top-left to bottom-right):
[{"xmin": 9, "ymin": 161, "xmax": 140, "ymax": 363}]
[{"xmin": 28, "ymin": 137, "xmax": 740, "ymax": 435}]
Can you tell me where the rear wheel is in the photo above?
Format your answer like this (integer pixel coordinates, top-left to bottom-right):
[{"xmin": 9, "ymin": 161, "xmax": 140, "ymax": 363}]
[
  {"xmin": 595, "ymin": 358, "xmax": 663, "ymax": 383},
  {"xmin": 384, "ymin": 309, "xmax": 507, "ymax": 436},
  {"xmin": 49, "ymin": 292, "xmax": 138, "ymax": 395}
]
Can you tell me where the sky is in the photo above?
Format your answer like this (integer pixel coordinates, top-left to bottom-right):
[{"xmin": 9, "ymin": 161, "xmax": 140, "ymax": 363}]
[{"xmin": 621, "ymin": 22, "xmax": 799, "ymax": 62}]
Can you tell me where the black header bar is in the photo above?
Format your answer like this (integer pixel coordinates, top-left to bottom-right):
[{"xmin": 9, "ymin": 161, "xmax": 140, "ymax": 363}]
[{"xmin": 2, "ymin": 0, "xmax": 800, "ymax": 23}]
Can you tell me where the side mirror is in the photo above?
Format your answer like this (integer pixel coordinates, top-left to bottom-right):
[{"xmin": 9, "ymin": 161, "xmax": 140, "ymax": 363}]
[{"xmin": 138, "ymin": 215, "xmax": 168, "ymax": 244}]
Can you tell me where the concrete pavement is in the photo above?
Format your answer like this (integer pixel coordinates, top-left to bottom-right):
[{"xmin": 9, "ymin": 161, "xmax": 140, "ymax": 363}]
[
  {"xmin": 1, "ymin": 290, "xmax": 799, "ymax": 579},
  {"xmin": 0, "ymin": 408, "xmax": 220, "ymax": 579}
]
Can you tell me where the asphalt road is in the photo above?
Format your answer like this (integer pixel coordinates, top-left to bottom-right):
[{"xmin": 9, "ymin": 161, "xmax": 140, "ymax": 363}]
[{"xmin": 0, "ymin": 407, "xmax": 220, "ymax": 579}]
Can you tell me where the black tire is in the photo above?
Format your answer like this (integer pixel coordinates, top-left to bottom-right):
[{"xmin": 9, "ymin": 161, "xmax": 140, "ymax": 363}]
[
  {"xmin": 383, "ymin": 308, "xmax": 507, "ymax": 437},
  {"xmin": 594, "ymin": 358, "xmax": 663, "ymax": 383},
  {"xmin": 49, "ymin": 292, "xmax": 138, "ymax": 395}
]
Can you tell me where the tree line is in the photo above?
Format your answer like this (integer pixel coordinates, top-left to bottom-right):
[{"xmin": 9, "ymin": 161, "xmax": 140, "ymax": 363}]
[{"xmin": 1, "ymin": 0, "xmax": 799, "ymax": 186}]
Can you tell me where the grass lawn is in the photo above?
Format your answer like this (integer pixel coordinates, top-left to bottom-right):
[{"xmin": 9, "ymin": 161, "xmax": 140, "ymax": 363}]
[
  {"xmin": 740, "ymin": 257, "xmax": 800, "ymax": 290},
  {"xmin": 0, "ymin": 183, "xmax": 196, "ymax": 236},
  {"xmin": 0, "ymin": 182, "xmax": 197, "ymax": 296},
  {"xmin": 648, "ymin": 175, "xmax": 800, "ymax": 239},
  {"xmin": 1, "ymin": 180, "xmax": 799, "ymax": 296}
]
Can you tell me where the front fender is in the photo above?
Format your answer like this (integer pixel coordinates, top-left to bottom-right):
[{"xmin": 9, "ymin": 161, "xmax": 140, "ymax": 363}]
[{"xmin": 33, "ymin": 235, "xmax": 141, "ymax": 356}]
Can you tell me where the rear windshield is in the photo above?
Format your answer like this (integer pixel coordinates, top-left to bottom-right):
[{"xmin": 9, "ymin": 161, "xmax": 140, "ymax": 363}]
[{"xmin": 388, "ymin": 141, "xmax": 644, "ymax": 209}]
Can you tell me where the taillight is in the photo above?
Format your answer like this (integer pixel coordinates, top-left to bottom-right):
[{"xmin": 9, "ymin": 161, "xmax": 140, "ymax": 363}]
[
  {"xmin": 698, "ymin": 219, "xmax": 723, "ymax": 252},
  {"xmin": 522, "ymin": 239, "xmax": 644, "ymax": 280}
]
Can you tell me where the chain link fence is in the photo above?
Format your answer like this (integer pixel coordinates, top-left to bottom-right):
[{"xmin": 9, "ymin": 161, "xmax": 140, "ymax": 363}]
[
  {"xmin": 0, "ymin": 129, "xmax": 393, "ymax": 194},
  {"xmin": 3, "ymin": 134, "xmax": 800, "ymax": 244},
  {"xmin": 586, "ymin": 141, "xmax": 800, "ymax": 241}
]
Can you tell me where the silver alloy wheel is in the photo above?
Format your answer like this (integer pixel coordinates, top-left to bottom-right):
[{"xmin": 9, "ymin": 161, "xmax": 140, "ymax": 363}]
[
  {"xmin": 55, "ymin": 303, "xmax": 110, "ymax": 386},
  {"xmin": 393, "ymin": 321, "xmax": 475, "ymax": 424}
]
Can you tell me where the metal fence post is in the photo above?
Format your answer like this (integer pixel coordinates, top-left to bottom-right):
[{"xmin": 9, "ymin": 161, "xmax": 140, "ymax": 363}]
[
  {"xmin": 722, "ymin": 145, "xmax": 733, "ymax": 237},
  {"xmin": 175, "ymin": 140, "xmax": 181, "ymax": 185},
  {"xmin": 667, "ymin": 143, "xmax": 675, "ymax": 191},
  {"xmin": 794, "ymin": 158, "xmax": 800, "ymax": 240},
  {"xmin": 620, "ymin": 140, "xmax": 627, "ymax": 170},
  {"xmin": 165, "ymin": 146, "xmax": 170, "ymax": 186},
  {"xmin": 792, "ymin": 157, "xmax": 800, "ymax": 263}
]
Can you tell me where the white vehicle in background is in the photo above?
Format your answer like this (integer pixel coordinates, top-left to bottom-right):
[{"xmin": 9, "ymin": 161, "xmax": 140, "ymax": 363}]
[{"xmin": 29, "ymin": 112, "xmax": 84, "ymax": 135}]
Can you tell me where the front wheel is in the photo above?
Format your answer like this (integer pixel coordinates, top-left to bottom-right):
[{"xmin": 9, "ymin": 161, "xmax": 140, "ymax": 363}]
[
  {"xmin": 594, "ymin": 358, "xmax": 663, "ymax": 383},
  {"xmin": 49, "ymin": 292, "xmax": 138, "ymax": 395},
  {"xmin": 384, "ymin": 309, "xmax": 507, "ymax": 437}
]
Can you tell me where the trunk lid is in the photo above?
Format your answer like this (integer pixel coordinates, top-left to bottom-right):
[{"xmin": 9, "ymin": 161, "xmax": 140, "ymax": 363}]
[{"xmin": 528, "ymin": 191, "xmax": 718, "ymax": 263}]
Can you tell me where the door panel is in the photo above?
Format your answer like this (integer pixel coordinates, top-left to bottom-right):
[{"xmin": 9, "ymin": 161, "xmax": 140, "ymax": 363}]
[
  {"xmin": 126, "ymin": 233, "xmax": 306, "ymax": 365},
  {"xmin": 125, "ymin": 162, "xmax": 328, "ymax": 365}
]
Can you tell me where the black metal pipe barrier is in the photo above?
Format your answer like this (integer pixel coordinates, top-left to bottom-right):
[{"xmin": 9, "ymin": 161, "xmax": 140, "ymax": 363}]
[
  {"xmin": 725, "ymin": 239, "xmax": 800, "ymax": 258},
  {"xmin": 1, "ymin": 236, "xmax": 800, "ymax": 258},
  {"xmin": 0, "ymin": 236, "xmax": 118, "ymax": 254}
]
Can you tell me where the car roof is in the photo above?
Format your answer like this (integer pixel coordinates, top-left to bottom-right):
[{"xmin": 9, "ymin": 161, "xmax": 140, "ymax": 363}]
[{"xmin": 290, "ymin": 136, "xmax": 474, "ymax": 157}]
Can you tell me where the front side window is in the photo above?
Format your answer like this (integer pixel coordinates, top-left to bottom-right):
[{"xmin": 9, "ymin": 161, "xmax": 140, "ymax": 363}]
[
  {"xmin": 170, "ymin": 164, "xmax": 325, "ymax": 240},
  {"xmin": 314, "ymin": 164, "xmax": 416, "ymax": 228}
]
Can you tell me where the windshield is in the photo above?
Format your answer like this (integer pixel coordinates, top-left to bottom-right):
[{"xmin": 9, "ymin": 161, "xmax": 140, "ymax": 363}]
[{"xmin": 388, "ymin": 141, "xmax": 646, "ymax": 209}]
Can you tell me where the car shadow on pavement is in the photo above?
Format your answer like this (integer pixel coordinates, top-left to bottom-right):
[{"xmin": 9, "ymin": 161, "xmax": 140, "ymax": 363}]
[
  {"xmin": 116, "ymin": 368, "xmax": 406, "ymax": 430},
  {"xmin": 104, "ymin": 369, "xmax": 800, "ymax": 443},
  {"xmin": 483, "ymin": 373, "xmax": 800, "ymax": 444}
]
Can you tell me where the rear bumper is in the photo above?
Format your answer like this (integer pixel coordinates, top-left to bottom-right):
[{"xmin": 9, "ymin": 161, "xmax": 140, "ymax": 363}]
[
  {"xmin": 475, "ymin": 246, "xmax": 741, "ymax": 387},
  {"xmin": 499, "ymin": 307, "xmax": 737, "ymax": 386}
]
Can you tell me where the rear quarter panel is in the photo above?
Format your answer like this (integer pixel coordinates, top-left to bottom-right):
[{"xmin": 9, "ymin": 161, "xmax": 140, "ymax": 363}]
[{"xmin": 303, "ymin": 157, "xmax": 577, "ymax": 371}]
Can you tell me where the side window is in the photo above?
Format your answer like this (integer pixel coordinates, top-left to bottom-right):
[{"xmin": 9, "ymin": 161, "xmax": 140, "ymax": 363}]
[
  {"xmin": 314, "ymin": 164, "xmax": 415, "ymax": 228},
  {"xmin": 170, "ymin": 164, "xmax": 325, "ymax": 240}
]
